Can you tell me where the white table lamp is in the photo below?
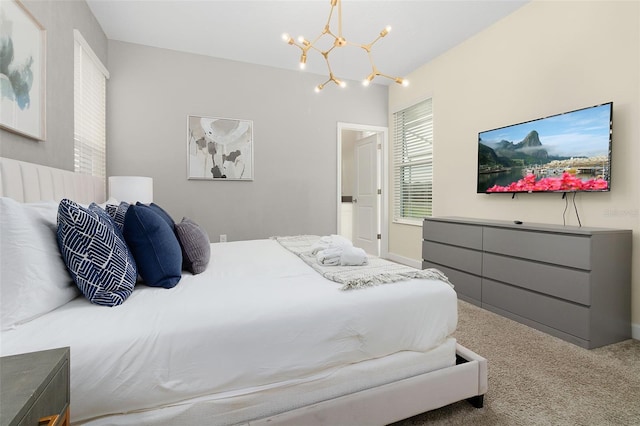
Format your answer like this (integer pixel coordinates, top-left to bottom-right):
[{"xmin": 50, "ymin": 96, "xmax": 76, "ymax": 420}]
[{"xmin": 108, "ymin": 176, "xmax": 153, "ymax": 204}]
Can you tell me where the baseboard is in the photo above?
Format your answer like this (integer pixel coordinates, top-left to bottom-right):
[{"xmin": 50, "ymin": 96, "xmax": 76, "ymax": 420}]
[
  {"xmin": 386, "ymin": 253, "xmax": 422, "ymax": 269},
  {"xmin": 632, "ymin": 323, "xmax": 640, "ymax": 341}
]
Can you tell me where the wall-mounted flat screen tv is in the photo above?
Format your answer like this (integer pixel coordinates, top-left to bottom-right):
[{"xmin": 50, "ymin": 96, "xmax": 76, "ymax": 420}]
[{"xmin": 477, "ymin": 102, "xmax": 612, "ymax": 193}]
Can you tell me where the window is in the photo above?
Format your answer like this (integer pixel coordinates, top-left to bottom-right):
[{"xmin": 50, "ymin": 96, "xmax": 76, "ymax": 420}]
[
  {"xmin": 392, "ymin": 98, "xmax": 433, "ymax": 224},
  {"xmin": 74, "ymin": 30, "xmax": 109, "ymax": 178}
]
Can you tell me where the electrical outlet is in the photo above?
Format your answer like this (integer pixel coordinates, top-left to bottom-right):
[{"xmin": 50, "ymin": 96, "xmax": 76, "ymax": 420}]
[{"xmin": 220, "ymin": 234, "xmax": 227, "ymax": 243}]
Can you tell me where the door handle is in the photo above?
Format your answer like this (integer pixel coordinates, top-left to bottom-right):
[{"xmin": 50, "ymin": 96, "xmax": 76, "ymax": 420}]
[{"xmin": 353, "ymin": 198, "xmax": 358, "ymax": 203}]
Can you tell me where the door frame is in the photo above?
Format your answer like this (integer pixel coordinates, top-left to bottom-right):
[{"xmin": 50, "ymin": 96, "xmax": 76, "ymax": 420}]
[{"xmin": 336, "ymin": 122, "xmax": 389, "ymax": 258}]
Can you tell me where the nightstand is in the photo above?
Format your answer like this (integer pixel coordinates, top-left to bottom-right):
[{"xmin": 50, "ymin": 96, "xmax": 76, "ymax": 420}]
[{"xmin": 0, "ymin": 347, "xmax": 70, "ymax": 426}]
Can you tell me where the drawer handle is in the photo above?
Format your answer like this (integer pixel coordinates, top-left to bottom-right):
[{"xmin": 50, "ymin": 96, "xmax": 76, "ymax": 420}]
[{"xmin": 39, "ymin": 414, "xmax": 60, "ymax": 426}]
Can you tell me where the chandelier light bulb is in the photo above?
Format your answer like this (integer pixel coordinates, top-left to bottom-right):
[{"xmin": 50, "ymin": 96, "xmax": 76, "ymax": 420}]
[
  {"xmin": 315, "ymin": 84, "xmax": 324, "ymax": 93},
  {"xmin": 362, "ymin": 73, "xmax": 375, "ymax": 86},
  {"xmin": 299, "ymin": 53, "xmax": 307, "ymax": 69},
  {"xmin": 394, "ymin": 77, "xmax": 409, "ymax": 87},
  {"xmin": 380, "ymin": 26, "xmax": 391, "ymax": 37},
  {"xmin": 338, "ymin": 80, "xmax": 347, "ymax": 88},
  {"xmin": 282, "ymin": 33, "xmax": 294, "ymax": 45}
]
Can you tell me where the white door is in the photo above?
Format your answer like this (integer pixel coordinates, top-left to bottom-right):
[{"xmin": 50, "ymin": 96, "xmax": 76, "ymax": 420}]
[{"xmin": 353, "ymin": 134, "xmax": 379, "ymax": 255}]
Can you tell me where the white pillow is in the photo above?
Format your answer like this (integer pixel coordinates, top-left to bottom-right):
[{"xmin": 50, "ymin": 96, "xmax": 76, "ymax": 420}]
[{"xmin": 0, "ymin": 197, "xmax": 78, "ymax": 330}]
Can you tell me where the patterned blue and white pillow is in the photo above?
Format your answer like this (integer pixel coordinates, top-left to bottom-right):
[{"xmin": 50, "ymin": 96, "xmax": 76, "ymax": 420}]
[
  {"xmin": 105, "ymin": 201, "xmax": 130, "ymax": 231},
  {"xmin": 57, "ymin": 199, "xmax": 137, "ymax": 306}
]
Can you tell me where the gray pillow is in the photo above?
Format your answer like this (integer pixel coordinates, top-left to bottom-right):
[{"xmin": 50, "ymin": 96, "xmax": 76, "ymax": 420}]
[{"xmin": 175, "ymin": 217, "xmax": 211, "ymax": 274}]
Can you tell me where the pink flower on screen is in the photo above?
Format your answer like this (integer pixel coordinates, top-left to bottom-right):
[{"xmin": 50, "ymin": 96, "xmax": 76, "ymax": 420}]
[{"xmin": 486, "ymin": 172, "xmax": 608, "ymax": 193}]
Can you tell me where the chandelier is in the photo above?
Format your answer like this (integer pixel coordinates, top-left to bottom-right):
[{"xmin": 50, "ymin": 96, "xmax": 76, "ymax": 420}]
[{"xmin": 282, "ymin": 0, "xmax": 409, "ymax": 92}]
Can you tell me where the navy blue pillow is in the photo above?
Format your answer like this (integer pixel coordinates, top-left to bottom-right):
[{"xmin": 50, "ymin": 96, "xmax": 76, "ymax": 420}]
[
  {"xmin": 123, "ymin": 204, "xmax": 182, "ymax": 289},
  {"xmin": 136, "ymin": 202, "xmax": 175, "ymax": 231}
]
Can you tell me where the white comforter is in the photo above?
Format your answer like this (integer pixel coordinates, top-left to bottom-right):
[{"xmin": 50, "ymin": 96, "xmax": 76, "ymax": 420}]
[{"xmin": 0, "ymin": 239, "xmax": 457, "ymax": 423}]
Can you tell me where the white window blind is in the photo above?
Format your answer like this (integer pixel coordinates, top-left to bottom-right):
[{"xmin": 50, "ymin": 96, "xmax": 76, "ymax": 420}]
[
  {"xmin": 74, "ymin": 30, "xmax": 109, "ymax": 179},
  {"xmin": 393, "ymin": 98, "xmax": 433, "ymax": 224}
]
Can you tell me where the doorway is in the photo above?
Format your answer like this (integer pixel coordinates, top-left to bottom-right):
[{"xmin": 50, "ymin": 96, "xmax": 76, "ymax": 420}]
[{"xmin": 336, "ymin": 122, "xmax": 388, "ymax": 257}]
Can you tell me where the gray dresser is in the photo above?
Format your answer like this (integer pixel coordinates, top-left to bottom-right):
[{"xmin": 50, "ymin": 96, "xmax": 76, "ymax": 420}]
[
  {"xmin": 422, "ymin": 217, "xmax": 632, "ymax": 349},
  {"xmin": 0, "ymin": 348, "xmax": 70, "ymax": 426}
]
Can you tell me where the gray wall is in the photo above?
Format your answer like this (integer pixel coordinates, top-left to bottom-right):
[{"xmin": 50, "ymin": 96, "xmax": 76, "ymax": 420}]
[
  {"xmin": 0, "ymin": 0, "xmax": 107, "ymax": 170},
  {"xmin": 107, "ymin": 41, "xmax": 388, "ymax": 242}
]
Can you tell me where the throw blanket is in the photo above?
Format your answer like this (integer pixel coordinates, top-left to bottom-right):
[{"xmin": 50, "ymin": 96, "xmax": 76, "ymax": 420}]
[{"xmin": 275, "ymin": 235, "xmax": 453, "ymax": 291}]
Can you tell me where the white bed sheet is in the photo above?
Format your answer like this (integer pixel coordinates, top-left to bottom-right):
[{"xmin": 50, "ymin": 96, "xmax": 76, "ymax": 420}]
[{"xmin": 0, "ymin": 239, "xmax": 457, "ymax": 423}]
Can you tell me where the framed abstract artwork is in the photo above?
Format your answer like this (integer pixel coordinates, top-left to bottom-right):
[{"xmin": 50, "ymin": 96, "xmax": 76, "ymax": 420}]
[
  {"xmin": 187, "ymin": 115, "xmax": 254, "ymax": 181},
  {"xmin": 0, "ymin": 0, "xmax": 46, "ymax": 140}
]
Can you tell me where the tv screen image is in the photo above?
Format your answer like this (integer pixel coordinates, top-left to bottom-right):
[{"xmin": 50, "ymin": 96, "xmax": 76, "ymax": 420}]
[{"xmin": 477, "ymin": 102, "xmax": 612, "ymax": 193}]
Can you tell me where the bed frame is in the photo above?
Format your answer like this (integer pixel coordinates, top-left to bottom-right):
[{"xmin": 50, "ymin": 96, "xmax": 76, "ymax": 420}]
[
  {"xmin": 0, "ymin": 157, "xmax": 105, "ymax": 204},
  {"xmin": 0, "ymin": 156, "xmax": 487, "ymax": 425}
]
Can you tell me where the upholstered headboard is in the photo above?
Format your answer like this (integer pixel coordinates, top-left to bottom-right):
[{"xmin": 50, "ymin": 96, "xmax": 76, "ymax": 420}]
[{"xmin": 0, "ymin": 157, "xmax": 106, "ymax": 204}]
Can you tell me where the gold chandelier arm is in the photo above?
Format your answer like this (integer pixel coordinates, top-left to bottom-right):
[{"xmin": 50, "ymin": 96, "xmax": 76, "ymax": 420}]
[
  {"xmin": 336, "ymin": 0, "xmax": 343, "ymax": 39},
  {"xmin": 364, "ymin": 50, "xmax": 377, "ymax": 68},
  {"xmin": 362, "ymin": 26, "xmax": 390, "ymax": 51},
  {"xmin": 327, "ymin": 1, "xmax": 337, "ymax": 32},
  {"xmin": 329, "ymin": 73, "xmax": 343, "ymax": 86},
  {"xmin": 374, "ymin": 70, "xmax": 409, "ymax": 86},
  {"xmin": 360, "ymin": 36, "xmax": 381, "ymax": 52},
  {"xmin": 375, "ymin": 71, "xmax": 395, "ymax": 81},
  {"xmin": 348, "ymin": 40, "xmax": 367, "ymax": 50},
  {"xmin": 314, "ymin": 75, "xmax": 334, "ymax": 93},
  {"xmin": 322, "ymin": 48, "xmax": 345, "ymax": 85},
  {"xmin": 309, "ymin": 31, "xmax": 325, "ymax": 47},
  {"xmin": 325, "ymin": 27, "xmax": 339, "ymax": 41}
]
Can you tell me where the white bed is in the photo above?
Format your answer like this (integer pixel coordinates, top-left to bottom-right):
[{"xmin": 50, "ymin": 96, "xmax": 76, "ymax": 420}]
[{"xmin": 0, "ymin": 157, "xmax": 487, "ymax": 426}]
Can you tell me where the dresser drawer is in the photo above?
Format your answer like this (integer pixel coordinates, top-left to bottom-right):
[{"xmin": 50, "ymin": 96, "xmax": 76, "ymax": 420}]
[
  {"xmin": 483, "ymin": 227, "xmax": 591, "ymax": 270},
  {"xmin": 483, "ymin": 253, "xmax": 591, "ymax": 305},
  {"xmin": 483, "ymin": 279, "xmax": 590, "ymax": 340},
  {"xmin": 422, "ymin": 241, "xmax": 482, "ymax": 275},
  {"xmin": 423, "ymin": 262, "xmax": 481, "ymax": 304},
  {"xmin": 423, "ymin": 220, "xmax": 483, "ymax": 250}
]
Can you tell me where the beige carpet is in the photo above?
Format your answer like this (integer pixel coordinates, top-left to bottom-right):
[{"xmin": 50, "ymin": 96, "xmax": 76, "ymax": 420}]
[{"xmin": 392, "ymin": 300, "xmax": 640, "ymax": 426}]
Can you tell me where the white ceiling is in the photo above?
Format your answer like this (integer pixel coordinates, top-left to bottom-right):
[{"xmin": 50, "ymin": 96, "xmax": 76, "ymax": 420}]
[{"xmin": 86, "ymin": 0, "xmax": 528, "ymax": 86}]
